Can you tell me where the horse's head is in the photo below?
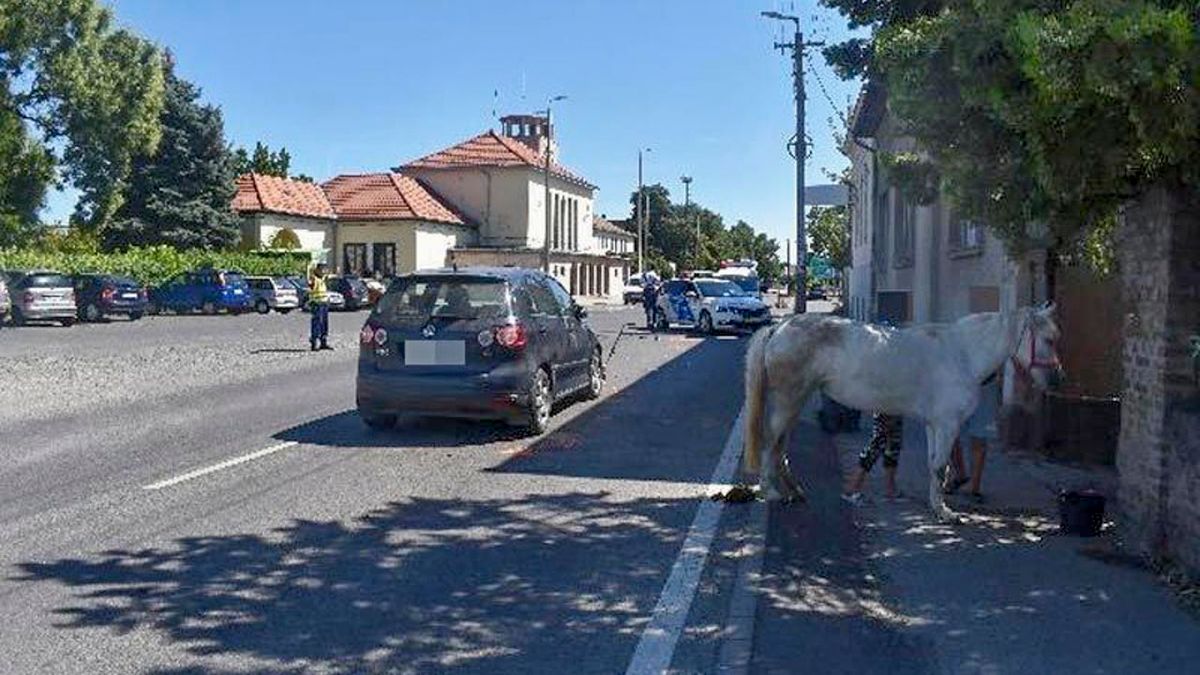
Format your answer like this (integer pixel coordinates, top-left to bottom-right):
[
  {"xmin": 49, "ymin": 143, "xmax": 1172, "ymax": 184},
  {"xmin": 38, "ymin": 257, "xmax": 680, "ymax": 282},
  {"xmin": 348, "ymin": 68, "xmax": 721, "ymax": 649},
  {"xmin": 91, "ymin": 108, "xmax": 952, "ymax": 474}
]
[{"xmin": 1012, "ymin": 303, "xmax": 1063, "ymax": 390}]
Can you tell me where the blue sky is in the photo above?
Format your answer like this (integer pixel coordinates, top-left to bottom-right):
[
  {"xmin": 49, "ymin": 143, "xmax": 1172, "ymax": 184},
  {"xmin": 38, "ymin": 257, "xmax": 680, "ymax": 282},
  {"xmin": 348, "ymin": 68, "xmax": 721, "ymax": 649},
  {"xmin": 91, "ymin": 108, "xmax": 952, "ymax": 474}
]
[{"xmin": 48, "ymin": 0, "xmax": 864, "ymax": 261}]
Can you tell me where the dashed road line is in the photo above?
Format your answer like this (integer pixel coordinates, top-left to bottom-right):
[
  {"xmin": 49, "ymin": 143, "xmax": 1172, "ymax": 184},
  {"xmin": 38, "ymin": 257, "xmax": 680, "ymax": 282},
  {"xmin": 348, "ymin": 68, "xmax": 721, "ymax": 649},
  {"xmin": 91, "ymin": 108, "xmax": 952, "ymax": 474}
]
[
  {"xmin": 142, "ymin": 441, "xmax": 299, "ymax": 490},
  {"xmin": 625, "ymin": 408, "xmax": 745, "ymax": 675}
]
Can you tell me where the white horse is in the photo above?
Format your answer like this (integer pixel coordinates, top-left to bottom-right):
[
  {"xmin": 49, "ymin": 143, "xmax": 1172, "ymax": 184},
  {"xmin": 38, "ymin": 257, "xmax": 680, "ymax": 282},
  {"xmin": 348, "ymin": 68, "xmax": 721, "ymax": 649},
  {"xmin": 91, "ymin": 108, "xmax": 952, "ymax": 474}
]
[{"xmin": 743, "ymin": 305, "xmax": 1062, "ymax": 521}]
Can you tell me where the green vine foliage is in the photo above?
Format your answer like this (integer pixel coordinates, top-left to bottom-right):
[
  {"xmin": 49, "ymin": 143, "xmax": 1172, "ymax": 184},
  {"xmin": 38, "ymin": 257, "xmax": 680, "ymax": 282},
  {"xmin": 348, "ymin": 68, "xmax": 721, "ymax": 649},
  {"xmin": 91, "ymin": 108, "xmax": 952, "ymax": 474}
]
[
  {"xmin": 879, "ymin": 152, "xmax": 940, "ymax": 205},
  {"xmin": 826, "ymin": 0, "xmax": 1200, "ymax": 254}
]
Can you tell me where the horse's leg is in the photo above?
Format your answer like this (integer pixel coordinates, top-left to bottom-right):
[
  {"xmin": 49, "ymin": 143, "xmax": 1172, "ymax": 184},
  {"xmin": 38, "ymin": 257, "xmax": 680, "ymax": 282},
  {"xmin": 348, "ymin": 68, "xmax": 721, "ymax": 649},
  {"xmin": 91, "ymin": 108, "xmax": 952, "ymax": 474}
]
[
  {"xmin": 926, "ymin": 424, "xmax": 958, "ymax": 523},
  {"xmin": 769, "ymin": 385, "xmax": 812, "ymax": 502}
]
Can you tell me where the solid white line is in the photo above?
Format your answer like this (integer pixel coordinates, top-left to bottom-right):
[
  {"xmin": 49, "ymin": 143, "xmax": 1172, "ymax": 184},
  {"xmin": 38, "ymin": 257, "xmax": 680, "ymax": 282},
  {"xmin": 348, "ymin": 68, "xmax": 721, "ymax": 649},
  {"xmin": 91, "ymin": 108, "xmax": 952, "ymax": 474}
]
[
  {"xmin": 142, "ymin": 441, "xmax": 299, "ymax": 490},
  {"xmin": 625, "ymin": 408, "xmax": 745, "ymax": 675}
]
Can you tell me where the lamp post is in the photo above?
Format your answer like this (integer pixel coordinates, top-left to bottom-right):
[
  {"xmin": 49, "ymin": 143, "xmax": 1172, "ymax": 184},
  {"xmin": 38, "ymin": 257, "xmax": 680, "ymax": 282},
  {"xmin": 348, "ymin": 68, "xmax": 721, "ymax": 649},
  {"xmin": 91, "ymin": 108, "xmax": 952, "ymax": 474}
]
[
  {"xmin": 542, "ymin": 95, "xmax": 567, "ymax": 273},
  {"xmin": 680, "ymin": 175, "xmax": 694, "ymax": 261},
  {"xmin": 762, "ymin": 10, "xmax": 822, "ymax": 313},
  {"xmin": 637, "ymin": 147, "xmax": 651, "ymax": 274}
]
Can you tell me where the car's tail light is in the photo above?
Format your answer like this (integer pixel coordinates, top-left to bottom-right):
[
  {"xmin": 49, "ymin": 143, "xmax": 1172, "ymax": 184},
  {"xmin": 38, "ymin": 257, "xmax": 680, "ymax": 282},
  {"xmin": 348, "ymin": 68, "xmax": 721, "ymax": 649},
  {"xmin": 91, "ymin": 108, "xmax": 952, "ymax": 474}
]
[
  {"xmin": 24, "ymin": 291, "xmax": 34, "ymax": 303},
  {"xmin": 101, "ymin": 286, "xmax": 115, "ymax": 302},
  {"xmin": 360, "ymin": 323, "xmax": 387, "ymax": 346},
  {"xmin": 140, "ymin": 288, "xmax": 148, "ymax": 299},
  {"xmin": 494, "ymin": 323, "xmax": 527, "ymax": 350}
]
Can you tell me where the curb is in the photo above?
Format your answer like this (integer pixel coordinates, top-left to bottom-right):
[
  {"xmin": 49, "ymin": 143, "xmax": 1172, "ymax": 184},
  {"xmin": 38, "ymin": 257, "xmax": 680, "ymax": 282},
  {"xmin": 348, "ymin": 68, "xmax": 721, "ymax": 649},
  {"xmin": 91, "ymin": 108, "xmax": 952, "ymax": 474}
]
[{"xmin": 716, "ymin": 499, "xmax": 768, "ymax": 674}]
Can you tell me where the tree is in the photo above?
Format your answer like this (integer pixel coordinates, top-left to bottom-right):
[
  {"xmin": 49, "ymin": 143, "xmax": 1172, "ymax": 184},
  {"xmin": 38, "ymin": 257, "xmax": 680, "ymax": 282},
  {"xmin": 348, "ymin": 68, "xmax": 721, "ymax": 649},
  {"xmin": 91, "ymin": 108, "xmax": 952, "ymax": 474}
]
[
  {"xmin": 0, "ymin": 0, "xmax": 165, "ymax": 229},
  {"xmin": 0, "ymin": 100, "xmax": 55, "ymax": 247},
  {"xmin": 822, "ymin": 0, "xmax": 1200, "ymax": 257},
  {"xmin": 232, "ymin": 141, "xmax": 293, "ymax": 178},
  {"xmin": 807, "ymin": 205, "xmax": 850, "ymax": 272},
  {"xmin": 268, "ymin": 228, "xmax": 301, "ymax": 250},
  {"xmin": 104, "ymin": 57, "xmax": 239, "ymax": 250}
]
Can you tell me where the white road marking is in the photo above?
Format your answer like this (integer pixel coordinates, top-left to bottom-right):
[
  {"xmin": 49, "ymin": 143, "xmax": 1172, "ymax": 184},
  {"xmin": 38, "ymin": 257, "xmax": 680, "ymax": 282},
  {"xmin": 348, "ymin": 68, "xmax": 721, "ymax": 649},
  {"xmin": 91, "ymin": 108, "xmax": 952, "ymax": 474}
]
[
  {"xmin": 626, "ymin": 408, "xmax": 745, "ymax": 675},
  {"xmin": 142, "ymin": 441, "xmax": 299, "ymax": 490}
]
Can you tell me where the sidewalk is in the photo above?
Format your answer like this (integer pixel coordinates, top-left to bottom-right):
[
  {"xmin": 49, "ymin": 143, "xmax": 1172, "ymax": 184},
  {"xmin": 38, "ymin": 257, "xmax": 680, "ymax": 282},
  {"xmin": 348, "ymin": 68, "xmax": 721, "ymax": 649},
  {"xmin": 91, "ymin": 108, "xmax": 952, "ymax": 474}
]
[{"xmin": 730, "ymin": 400, "xmax": 1200, "ymax": 674}]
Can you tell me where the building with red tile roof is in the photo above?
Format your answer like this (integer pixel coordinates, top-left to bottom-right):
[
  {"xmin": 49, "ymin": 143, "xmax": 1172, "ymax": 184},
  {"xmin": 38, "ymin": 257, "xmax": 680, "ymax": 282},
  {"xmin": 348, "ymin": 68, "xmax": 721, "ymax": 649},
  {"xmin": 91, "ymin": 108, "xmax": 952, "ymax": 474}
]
[{"xmin": 321, "ymin": 173, "xmax": 468, "ymax": 225}]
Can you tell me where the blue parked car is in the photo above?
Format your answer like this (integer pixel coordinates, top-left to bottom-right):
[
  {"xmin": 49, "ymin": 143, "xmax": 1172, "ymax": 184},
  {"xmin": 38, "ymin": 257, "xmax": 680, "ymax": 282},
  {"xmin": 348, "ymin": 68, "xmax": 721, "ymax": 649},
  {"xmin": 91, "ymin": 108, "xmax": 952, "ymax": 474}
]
[{"xmin": 149, "ymin": 269, "xmax": 252, "ymax": 315}]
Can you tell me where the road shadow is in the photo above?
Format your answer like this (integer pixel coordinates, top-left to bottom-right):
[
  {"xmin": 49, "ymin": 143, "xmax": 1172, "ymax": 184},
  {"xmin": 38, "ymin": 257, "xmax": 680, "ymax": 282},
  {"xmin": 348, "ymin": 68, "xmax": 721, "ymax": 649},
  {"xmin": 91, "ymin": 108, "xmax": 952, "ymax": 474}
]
[
  {"xmin": 250, "ymin": 347, "xmax": 314, "ymax": 354},
  {"xmin": 13, "ymin": 491, "xmax": 695, "ymax": 674},
  {"xmin": 273, "ymin": 328, "xmax": 748, "ymax": 479}
]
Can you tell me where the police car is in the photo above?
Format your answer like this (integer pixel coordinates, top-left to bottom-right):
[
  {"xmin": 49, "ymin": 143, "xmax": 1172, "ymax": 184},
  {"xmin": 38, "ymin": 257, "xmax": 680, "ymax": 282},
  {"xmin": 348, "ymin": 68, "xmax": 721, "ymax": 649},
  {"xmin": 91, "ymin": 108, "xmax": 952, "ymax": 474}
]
[{"xmin": 655, "ymin": 277, "xmax": 772, "ymax": 333}]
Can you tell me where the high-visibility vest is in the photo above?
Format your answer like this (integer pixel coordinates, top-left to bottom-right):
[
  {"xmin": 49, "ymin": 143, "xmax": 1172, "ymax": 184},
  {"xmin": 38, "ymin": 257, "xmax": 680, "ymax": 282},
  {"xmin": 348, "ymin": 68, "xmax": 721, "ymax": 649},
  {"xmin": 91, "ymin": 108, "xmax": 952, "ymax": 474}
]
[{"xmin": 309, "ymin": 274, "xmax": 329, "ymax": 304}]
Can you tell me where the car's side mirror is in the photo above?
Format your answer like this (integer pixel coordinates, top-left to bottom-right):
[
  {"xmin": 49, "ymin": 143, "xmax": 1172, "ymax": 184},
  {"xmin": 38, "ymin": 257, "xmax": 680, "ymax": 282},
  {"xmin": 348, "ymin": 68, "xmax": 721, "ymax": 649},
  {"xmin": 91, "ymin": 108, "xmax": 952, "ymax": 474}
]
[{"xmin": 573, "ymin": 303, "xmax": 588, "ymax": 320}]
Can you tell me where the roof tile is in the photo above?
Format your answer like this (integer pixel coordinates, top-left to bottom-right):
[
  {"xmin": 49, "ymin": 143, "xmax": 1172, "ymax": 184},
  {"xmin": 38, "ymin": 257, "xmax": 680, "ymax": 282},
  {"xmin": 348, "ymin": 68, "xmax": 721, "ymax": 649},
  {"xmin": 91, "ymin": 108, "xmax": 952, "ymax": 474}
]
[
  {"xmin": 232, "ymin": 173, "xmax": 336, "ymax": 219},
  {"xmin": 402, "ymin": 131, "xmax": 596, "ymax": 189},
  {"xmin": 322, "ymin": 173, "xmax": 469, "ymax": 225}
]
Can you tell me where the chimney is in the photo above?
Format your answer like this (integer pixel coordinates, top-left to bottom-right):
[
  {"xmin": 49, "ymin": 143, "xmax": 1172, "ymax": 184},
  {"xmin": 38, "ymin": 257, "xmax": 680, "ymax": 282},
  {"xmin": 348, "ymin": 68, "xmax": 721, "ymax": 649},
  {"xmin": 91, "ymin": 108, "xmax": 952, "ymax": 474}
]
[{"xmin": 500, "ymin": 113, "xmax": 557, "ymax": 159}]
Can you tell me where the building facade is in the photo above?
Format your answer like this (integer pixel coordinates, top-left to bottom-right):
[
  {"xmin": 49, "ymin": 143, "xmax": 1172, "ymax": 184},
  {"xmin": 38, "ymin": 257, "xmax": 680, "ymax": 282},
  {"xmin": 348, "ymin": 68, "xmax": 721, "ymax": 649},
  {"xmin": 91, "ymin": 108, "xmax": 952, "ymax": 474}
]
[{"xmin": 234, "ymin": 114, "xmax": 628, "ymax": 300}]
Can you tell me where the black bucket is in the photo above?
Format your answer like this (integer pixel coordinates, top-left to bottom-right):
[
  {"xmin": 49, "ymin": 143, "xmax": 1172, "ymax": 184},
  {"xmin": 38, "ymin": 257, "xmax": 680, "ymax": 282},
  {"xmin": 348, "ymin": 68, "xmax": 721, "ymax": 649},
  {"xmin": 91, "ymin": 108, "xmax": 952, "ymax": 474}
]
[{"xmin": 1058, "ymin": 490, "xmax": 1106, "ymax": 537}]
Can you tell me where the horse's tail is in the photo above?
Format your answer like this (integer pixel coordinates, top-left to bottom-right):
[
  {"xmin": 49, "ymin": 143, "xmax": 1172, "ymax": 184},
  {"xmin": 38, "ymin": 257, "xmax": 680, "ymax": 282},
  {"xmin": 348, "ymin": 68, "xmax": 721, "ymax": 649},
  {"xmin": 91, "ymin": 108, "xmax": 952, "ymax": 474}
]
[{"xmin": 743, "ymin": 324, "xmax": 776, "ymax": 474}]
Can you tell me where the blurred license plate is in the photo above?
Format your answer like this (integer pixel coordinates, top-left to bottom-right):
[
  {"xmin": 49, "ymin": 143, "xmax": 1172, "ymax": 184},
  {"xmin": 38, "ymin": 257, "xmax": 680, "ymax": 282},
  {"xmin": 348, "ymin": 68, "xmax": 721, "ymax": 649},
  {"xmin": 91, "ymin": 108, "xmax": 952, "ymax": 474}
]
[
  {"xmin": 405, "ymin": 340, "xmax": 465, "ymax": 366},
  {"xmin": 122, "ymin": 292, "xmax": 138, "ymax": 299}
]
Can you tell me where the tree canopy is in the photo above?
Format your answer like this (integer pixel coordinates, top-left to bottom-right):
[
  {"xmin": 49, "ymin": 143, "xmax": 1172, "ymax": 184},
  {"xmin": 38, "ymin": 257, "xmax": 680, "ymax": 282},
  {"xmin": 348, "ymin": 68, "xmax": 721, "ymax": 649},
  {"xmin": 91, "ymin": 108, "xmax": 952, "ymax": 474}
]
[
  {"xmin": 0, "ymin": 0, "xmax": 165, "ymax": 230},
  {"xmin": 822, "ymin": 0, "xmax": 1200, "ymax": 255},
  {"xmin": 104, "ymin": 58, "xmax": 239, "ymax": 250},
  {"xmin": 233, "ymin": 141, "xmax": 291, "ymax": 178},
  {"xmin": 807, "ymin": 205, "xmax": 850, "ymax": 273},
  {"xmin": 627, "ymin": 183, "xmax": 784, "ymax": 282}
]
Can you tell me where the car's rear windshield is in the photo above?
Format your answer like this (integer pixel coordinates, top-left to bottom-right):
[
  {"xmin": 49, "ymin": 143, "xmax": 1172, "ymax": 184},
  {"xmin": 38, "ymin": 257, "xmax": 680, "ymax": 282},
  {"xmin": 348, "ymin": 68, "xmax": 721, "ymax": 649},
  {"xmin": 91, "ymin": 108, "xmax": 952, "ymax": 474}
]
[
  {"xmin": 222, "ymin": 272, "xmax": 246, "ymax": 286},
  {"xmin": 696, "ymin": 280, "xmax": 747, "ymax": 297},
  {"xmin": 627, "ymin": 278, "xmax": 642, "ymax": 287},
  {"xmin": 26, "ymin": 274, "xmax": 72, "ymax": 288},
  {"xmin": 104, "ymin": 276, "xmax": 139, "ymax": 286},
  {"xmin": 273, "ymin": 277, "xmax": 294, "ymax": 289},
  {"xmin": 720, "ymin": 276, "xmax": 760, "ymax": 294},
  {"xmin": 376, "ymin": 276, "xmax": 510, "ymax": 322}
]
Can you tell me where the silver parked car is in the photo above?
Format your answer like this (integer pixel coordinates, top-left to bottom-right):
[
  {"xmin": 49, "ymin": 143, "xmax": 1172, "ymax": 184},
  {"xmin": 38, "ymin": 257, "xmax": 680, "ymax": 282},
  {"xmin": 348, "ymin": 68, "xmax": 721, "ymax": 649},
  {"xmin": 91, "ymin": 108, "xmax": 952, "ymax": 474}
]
[
  {"xmin": 246, "ymin": 276, "xmax": 300, "ymax": 314},
  {"xmin": 7, "ymin": 270, "xmax": 77, "ymax": 326}
]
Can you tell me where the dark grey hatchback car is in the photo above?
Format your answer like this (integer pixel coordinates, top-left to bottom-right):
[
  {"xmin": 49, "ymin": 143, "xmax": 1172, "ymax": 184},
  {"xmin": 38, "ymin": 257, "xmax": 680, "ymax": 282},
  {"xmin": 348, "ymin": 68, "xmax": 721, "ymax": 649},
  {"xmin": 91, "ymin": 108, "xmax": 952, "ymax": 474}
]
[{"xmin": 356, "ymin": 267, "xmax": 604, "ymax": 434}]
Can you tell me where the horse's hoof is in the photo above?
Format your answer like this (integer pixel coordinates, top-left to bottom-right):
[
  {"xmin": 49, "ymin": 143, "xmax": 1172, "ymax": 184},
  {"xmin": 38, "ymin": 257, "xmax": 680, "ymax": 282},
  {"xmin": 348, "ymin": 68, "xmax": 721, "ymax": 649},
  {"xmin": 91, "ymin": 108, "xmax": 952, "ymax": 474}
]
[{"xmin": 936, "ymin": 507, "xmax": 962, "ymax": 524}]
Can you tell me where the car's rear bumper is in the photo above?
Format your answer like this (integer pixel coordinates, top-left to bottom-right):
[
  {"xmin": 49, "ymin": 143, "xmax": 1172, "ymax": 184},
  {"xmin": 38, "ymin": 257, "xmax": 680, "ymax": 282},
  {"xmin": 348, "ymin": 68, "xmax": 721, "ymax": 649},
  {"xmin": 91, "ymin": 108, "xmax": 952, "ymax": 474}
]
[
  {"xmin": 101, "ymin": 300, "xmax": 148, "ymax": 314},
  {"xmin": 356, "ymin": 362, "xmax": 533, "ymax": 422},
  {"xmin": 714, "ymin": 313, "xmax": 772, "ymax": 329},
  {"xmin": 21, "ymin": 305, "xmax": 76, "ymax": 319}
]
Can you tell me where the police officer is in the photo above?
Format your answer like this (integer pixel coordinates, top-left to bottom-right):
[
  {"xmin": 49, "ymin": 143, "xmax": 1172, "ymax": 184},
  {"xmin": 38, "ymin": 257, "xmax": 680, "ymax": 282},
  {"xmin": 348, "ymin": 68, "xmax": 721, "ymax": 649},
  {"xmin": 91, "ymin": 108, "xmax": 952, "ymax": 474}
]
[
  {"xmin": 308, "ymin": 263, "xmax": 332, "ymax": 351},
  {"xmin": 642, "ymin": 271, "xmax": 661, "ymax": 331}
]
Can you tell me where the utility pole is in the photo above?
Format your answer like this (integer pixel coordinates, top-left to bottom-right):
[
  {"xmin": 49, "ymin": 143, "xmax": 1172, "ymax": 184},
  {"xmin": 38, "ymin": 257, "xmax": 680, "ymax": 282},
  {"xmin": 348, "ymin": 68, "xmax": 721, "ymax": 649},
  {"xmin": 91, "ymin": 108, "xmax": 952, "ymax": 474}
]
[
  {"xmin": 637, "ymin": 148, "xmax": 650, "ymax": 274},
  {"xmin": 542, "ymin": 95, "xmax": 567, "ymax": 273},
  {"xmin": 681, "ymin": 175, "xmax": 694, "ymax": 262},
  {"xmin": 762, "ymin": 11, "xmax": 822, "ymax": 314}
]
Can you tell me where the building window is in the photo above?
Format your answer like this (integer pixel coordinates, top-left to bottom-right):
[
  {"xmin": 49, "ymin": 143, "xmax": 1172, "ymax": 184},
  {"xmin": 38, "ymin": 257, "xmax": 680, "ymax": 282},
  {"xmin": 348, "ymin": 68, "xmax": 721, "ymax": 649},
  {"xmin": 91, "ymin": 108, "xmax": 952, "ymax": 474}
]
[
  {"xmin": 873, "ymin": 190, "xmax": 889, "ymax": 268},
  {"xmin": 949, "ymin": 217, "xmax": 985, "ymax": 254},
  {"xmin": 343, "ymin": 243, "xmax": 367, "ymax": 274},
  {"xmin": 877, "ymin": 291, "xmax": 911, "ymax": 325},
  {"xmin": 371, "ymin": 243, "xmax": 396, "ymax": 277},
  {"xmin": 893, "ymin": 195, "xmax": 915, "ymax": 269}
]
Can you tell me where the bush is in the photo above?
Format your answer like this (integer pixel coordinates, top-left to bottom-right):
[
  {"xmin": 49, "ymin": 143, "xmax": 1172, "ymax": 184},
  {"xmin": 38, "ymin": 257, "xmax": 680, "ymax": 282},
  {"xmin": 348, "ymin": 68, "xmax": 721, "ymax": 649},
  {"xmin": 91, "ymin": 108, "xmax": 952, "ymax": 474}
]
[{"xmin": 0, "ymin": 246, "xmax": 309, "ymax": 287}]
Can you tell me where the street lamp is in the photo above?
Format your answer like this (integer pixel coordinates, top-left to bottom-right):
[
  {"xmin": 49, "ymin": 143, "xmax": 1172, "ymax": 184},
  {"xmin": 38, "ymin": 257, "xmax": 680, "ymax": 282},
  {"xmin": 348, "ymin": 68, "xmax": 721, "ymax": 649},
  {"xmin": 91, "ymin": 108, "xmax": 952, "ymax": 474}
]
[
  {"xmin": 637, "ymin": 147, "xmax": 651, "ymax": 274},
  {"xmin": 680, "ymin": 175, "xmax": 694, "ymax": 261},
  {"xmin": 542, "ymin": 95, "xmax": 567, "ymax": 273}
]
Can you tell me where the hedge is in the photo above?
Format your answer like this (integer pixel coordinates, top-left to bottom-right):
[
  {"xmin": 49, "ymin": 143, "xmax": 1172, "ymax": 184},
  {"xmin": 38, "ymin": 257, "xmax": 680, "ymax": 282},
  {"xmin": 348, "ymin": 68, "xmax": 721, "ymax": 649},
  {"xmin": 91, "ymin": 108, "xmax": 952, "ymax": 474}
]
[{"xmin": 0, "ymin": 246, "xmax": 310, "ymax": 287}]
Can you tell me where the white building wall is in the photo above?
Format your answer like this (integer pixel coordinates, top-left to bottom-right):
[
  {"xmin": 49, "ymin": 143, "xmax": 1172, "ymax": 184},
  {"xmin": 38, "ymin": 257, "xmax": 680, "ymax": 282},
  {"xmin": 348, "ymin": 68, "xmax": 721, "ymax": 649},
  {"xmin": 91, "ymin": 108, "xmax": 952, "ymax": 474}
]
[
  {"xmin": 242, "ymin": 213, "xmax": 335, "ymax": 262},
  {"xmin": 847, "ymin": 142, "xmax": 874, "ymax": 322}
]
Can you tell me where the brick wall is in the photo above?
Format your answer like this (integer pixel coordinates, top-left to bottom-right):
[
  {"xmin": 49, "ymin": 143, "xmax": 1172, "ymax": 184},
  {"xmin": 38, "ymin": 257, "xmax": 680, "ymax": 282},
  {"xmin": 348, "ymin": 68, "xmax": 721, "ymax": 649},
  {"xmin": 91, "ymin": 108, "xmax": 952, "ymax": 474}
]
[{"xmin": 1118, "ymin": 186, "xmax": 1200, "ymax": 573}]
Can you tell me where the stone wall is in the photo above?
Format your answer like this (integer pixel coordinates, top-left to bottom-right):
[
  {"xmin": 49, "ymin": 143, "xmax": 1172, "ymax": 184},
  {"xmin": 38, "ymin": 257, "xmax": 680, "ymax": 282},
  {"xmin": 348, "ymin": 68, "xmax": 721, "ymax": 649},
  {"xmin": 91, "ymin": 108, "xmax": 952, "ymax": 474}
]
[{"xmin": 1117, "ymin": 186, "xmax": 1200, "ymax": 573}]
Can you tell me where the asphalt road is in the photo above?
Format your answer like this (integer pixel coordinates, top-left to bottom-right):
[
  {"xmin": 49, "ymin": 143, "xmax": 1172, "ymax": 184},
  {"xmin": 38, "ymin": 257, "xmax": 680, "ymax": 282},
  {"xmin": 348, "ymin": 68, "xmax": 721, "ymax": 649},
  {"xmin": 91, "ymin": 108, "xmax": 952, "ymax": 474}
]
[{"xmin": 0, "ymin": 305, "xmax": 756, "ymax": 674}]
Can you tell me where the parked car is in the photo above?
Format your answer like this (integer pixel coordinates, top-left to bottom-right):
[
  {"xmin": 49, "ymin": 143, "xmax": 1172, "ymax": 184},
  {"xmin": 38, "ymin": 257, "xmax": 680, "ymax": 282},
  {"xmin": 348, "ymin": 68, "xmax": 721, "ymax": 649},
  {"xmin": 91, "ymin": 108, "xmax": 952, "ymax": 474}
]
[
  {"xmin": 72, "ymin": 273, "xmax": 148, "ymax": 322},
  {"xmin": 655, "ymin": 277, "xmax": 771, "ymax": 334},
  {"xmin": 807, "ymin": 287, "xmax": 828, "ymax": 301},
  {"xmin": 285, "ymin": 276, "xmax": 347, "ymax": 311},
  {"xmin": 715, "ymin": 267, "xmax": 763, "ymax": 300},
  {"xmin": 622, "ymin": 274, "xmax": 644, "ymax": 305},
  {"xmin": 246, "ymin": 276, "xmax": 300, "ymax": 314},
  {"xmin": 329, "ymin": 275, "xmax": 371, "ymax": 310},
  {"xmin": 356, "ymin": 267, "xmax": 604, "ymax": 435},
  {"xmin": 149, "ymin": 269, "xmax": 252, "ymax": 315},
  {"xmin": 0, "ymin": 275, "xmax": 9, "ymax": 328},
  {"xmin": 6, "ymin": 270, "xmax": 77, "ymax": 326}
]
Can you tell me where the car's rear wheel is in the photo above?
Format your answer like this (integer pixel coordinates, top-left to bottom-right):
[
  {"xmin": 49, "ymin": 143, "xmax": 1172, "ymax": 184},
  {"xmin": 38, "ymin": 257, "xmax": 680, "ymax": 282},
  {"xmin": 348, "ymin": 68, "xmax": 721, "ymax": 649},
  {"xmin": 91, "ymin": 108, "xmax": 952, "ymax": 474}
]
[
  {"xmin": 525, "ymin": 367, "xmax": 552, "ymax": 435},
  {"xmin": 360, "ymin": 411, "xmax": 396, "ymax": 430},
  {"xmin": 11, "ymin": 307, "xmax": 25, "ymax": 326},
  {"xmin": 255, "ymin": 299, "xmax": 270, "ymax": 314},
  {"xmin": 201, "ymin": 301, "xmax": 216, "ymax": 315},
  {"xmin": 699, "ymin": 310, "xmax": 714, "ymax": 335},
  {"xmin": 83, "ymin": 302, "xmax": 102, "ymax": 322},
  {"xmin": 585, "ymin": 349, "xmax": 604, "ymax": 400}
]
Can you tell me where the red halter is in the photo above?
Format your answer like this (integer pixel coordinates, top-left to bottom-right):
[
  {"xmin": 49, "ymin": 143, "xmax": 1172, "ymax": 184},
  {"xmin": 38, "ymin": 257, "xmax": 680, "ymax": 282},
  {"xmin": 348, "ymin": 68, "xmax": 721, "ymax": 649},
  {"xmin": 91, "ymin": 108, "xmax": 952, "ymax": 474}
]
[{"xmin": 1010, "ymin": 318, "xmax": 1060, "ymax": 381}]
